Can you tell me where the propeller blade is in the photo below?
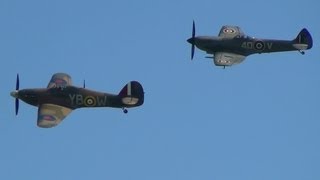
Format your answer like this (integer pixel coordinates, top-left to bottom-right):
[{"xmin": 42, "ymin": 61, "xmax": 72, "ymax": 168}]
[
  {"xmin": 192, "ymin": 20, "xmax": 195, "ymax": 38},
  {"xmin": 191, "ymin": 43, "xmax": 195, "ymax": 60},
  {"xmin": 83, "ymin": 80, "xmax": 86, "ymax": 88},
  {"xmin": 15, "ymin": 98, "xmax": 19, "ymax": 116},
  {"xmin": 16, "ymin": 74, "xmax": 19, "ymax": 90},
  {"xmin": 191, "ymin": 21, "xmax": 196, "ymax": 60},
  {"xmin": 15, "ymin": 73, "xmax": 20, "ymax": 115}
]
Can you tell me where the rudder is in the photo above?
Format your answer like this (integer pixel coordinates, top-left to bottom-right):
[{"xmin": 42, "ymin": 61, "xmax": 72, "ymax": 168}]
[
  {"xmin": 118, "ymin": 81, "xmax": 144, "ymax": 107},
  {"xmin": 293, "ymin": 28, "xmax": 313, "ymax": 50}
]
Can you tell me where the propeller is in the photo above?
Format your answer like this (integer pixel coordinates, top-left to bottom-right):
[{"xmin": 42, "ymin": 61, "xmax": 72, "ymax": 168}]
[
  {"xmin": 83, "ymin": 79, "xmax": 86, "ymax": 88},
  {"xmin": 15, "ymin": 74, "xmax": 19, "ymax": 115},
  {"xmin": 187, "ymin": 20, "xmax": 196, "ymax": 60}
]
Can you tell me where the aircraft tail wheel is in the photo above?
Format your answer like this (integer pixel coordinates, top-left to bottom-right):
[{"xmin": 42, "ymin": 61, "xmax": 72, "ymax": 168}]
[
  {"xmin": 299, "ymin": 50, "xmax": 305, "ymax": 55},
  {"xmin": 123, "ymin": 108, "xmax": 128, "ymax": 114}
]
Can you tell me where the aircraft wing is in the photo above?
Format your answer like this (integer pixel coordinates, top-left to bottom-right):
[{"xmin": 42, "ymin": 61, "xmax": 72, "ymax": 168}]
[
  {"xmin": 47, "ymin": 73, "xmax": 72, "ymax": 88},
  {"xmin": 37, "ymin": 103, "xmax": 72, "ymax": 128},
  {"xmin": 218, "ymin": 26, "xmax": 244, "ymax": 39},
  {"xmin": 214, "ymin": 52, "xmax": 246, "ymax": 66}
]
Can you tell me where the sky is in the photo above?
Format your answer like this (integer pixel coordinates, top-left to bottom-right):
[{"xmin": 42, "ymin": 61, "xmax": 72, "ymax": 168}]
[{"xmin": 0, "ymin": 0, "xmax": 319, "ymax": 179}]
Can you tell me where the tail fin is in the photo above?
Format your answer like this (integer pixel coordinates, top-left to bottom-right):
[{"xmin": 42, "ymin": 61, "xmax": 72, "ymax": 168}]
[
  {"xmin": 293, "ymin": 28, "xmax": 313, "ymax": 50},
  {"xmin": 118, "ymin": 81, "xmax": 144, "ymax": 107}
]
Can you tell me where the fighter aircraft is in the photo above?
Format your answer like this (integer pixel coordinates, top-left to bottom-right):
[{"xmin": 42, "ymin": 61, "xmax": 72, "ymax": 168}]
[
  {"xmin": 187, "ymin": 21, "xmax": 313, "ymax": 67},
  {"xmin": 10, "ymin": 73, "xmax": 144, "ymax": 128}
]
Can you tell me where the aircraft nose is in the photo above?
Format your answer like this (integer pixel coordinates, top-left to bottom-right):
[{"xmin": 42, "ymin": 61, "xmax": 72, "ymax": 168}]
[
  {"xmin": 187, "ymin": 37, "xmax": 194, "ymax": 44},
  {"xmin": 10, "ymin": 90, "xmax": 18, "ymax": 98}
]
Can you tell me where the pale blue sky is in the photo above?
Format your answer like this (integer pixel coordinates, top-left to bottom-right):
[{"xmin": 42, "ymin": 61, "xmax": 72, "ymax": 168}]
[{"xmin": 0, "ymin": 0, "xmax": 319, "ymax": 180}]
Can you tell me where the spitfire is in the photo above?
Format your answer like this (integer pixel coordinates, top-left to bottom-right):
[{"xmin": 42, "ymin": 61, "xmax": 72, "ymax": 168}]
[
  {"xmin": 187, "ymin": 21, "xmax": 313, "ymax": 67},
  {"xmin": 10, "ymin": 73, "xmax": 144, "ymax": 128}
]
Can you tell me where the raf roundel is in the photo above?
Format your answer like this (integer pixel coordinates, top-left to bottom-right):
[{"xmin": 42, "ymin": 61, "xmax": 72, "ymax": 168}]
[
  {"xmin": 84, "ymin": 96, "xmax": 96, "ymax": 107},
  {"xmin": 223, "ymin": 28, "xmax": 236, "ymax": 34},
  {"xmin": 254, "ymin": 41, "xmax": 265, "ymax": 50},
  {"xmin": 219, "ymin": 59, "xmax": 230, "ymax": 64}
]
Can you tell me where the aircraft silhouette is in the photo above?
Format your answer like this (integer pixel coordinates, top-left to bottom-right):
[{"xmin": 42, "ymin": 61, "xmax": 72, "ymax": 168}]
[
  {"xmin": 10, "ymin": 73, "xmax": 144, "ymax": 128},
  {"xmin": 187, "ymin": 21, "xmax": 313, "ymax": 67}
]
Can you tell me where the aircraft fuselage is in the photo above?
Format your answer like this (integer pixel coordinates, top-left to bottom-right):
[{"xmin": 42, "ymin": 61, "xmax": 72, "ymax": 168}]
[
  {"xmin": 12, "ymin": 86, "xmax": 127, "ymax": 110},
  {"xmin": 193, "ymin": 36, "xmax": 299, "ymax": 56}
]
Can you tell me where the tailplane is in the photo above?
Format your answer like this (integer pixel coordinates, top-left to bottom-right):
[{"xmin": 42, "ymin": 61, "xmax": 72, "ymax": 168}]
[
  {"xmin": 118, "ymin": 81, "xmax": 144, "ymax": 107},
  {"xmin": 293, "ymin": 28, "xmax": 313, "ymax": 50}
]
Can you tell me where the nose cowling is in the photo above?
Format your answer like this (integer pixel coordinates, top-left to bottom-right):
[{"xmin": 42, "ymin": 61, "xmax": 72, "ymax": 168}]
[
  {"xmin": 10, "ymin": 90, "xmax": 18, "ymax": 98},
  {"xmin": 187, "ymin": 37, "xmax": 194, "ymax": 44}
]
